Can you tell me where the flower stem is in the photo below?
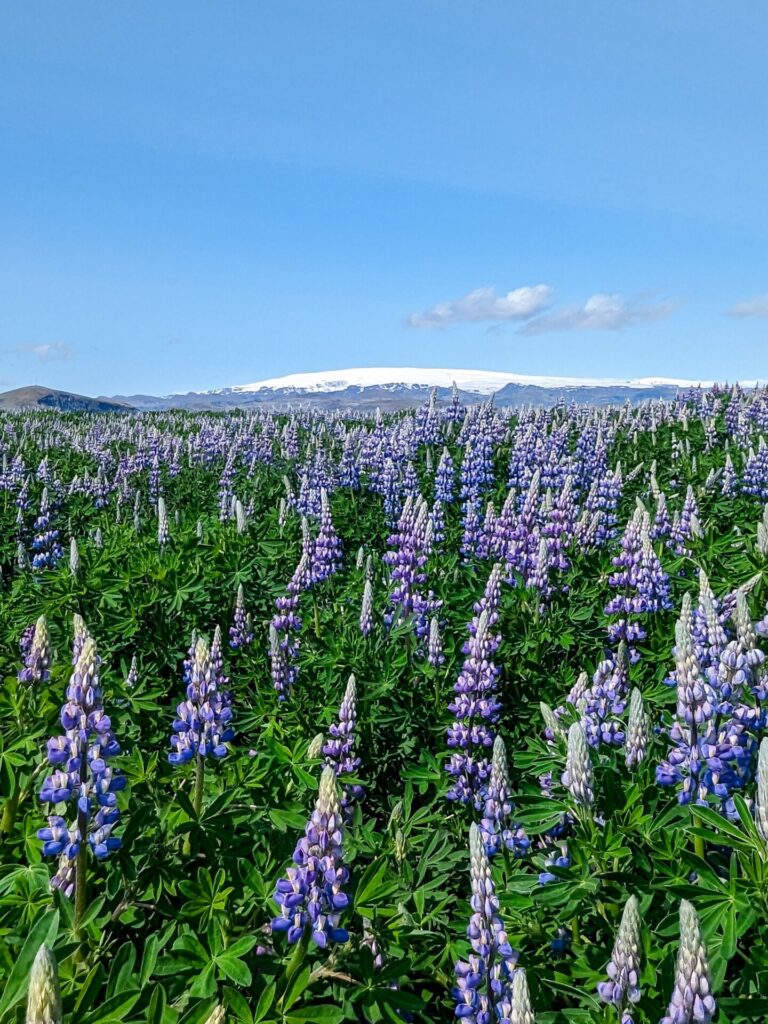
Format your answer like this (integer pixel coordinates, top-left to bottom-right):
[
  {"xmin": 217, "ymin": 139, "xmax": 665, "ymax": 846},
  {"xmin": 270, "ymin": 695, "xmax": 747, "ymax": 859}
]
[{"xmin": 75, "ymin": 805, "xmax": 88, "ymax": 940}]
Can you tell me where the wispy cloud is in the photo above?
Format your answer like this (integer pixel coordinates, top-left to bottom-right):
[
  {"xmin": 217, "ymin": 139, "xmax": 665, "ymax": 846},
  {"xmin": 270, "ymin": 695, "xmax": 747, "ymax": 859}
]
[
  {"xmin": 408, "ymin": 284, "xmax": 553, "ymax": 328},
  {"xmin": 729, "ymin": 294, "xmax": 768, "ymax": 318},
  {"xmin": 519, "ymin": 292, "xmax": 676, "ymax": 336},
  {"xmin": 17, "ymin": 341, "xmax": 74, "ymax": 363}
]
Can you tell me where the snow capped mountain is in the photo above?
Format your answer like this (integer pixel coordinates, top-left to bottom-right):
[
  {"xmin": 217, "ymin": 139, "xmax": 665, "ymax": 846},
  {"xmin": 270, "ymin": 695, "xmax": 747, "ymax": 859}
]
[{"xmin": 218, "ymin": 366, "xmax": 720, "ymax": 396}]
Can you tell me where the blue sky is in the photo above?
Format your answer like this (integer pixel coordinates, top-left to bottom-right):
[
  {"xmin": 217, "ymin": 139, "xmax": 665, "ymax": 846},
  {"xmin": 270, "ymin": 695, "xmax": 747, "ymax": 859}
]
[{"xmin": 1, "ymin": 2, "xmax": 767, "ymax": 395}]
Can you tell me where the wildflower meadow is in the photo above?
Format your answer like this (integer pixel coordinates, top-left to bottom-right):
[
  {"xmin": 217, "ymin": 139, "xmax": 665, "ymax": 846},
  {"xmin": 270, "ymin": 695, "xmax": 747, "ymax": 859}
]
[{"xmin": 3, "ymin": 385, "xmax": 768, "ymax": 1024}]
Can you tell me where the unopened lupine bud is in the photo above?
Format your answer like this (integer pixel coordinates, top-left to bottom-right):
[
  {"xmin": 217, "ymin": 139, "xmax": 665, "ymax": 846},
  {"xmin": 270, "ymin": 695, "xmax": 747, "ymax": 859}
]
[
  {"xmin": 388, "ymin": 800, "xmax": 403, "ymax": 831},
  {"xmin": 202, "ymin": 1007, "xmax": 225, "ymax": 1024},
  {"xmin": 235, "ymin": 499, "xmax": 247, "ymax": 533},
  {"xmin": 126, "ymin": 655, "xmax": 139, "ymax": 689},
  {"xmin": 625, "ymin": 689, "xmax": 650, "ymax": 769},
  {"xmin": 661, "ymin": 901, "xmax": 715, "ymax": 1024},
  {"xmin": 394, "ymin": 828, "xmax": 406, "ymax": 864},
  {"xmin": 500, "ymin": 968, "xmax": 535, "ymax": 1024},
  {"xmin": 360, "ymin": 578, "xmax": 373, "ymax": 636},
  {"xmin": 307, "ymin": 733, "xmax": 325, "ymax": 759},
  {"xmin": 356, "ymin": 545, "xmax": 365, "ymax": 570},
  {"xmin": 69, "ymin": 537, "xmax": 80, "ymax": 575},
  {"xmin": 597, "ymin": 894, "xmax": 642, "ymax": 1013},
  {"xmin": 428, "ymin": 615, "xmax": 444, "ymax": 666},
  {"xmin": 365, "ymin": 553, "xmax": 374, "ymax": 580},
  {"xmin": 756, "ymin": 738, "xmax": 768, "ymax": 849},
  {"xmin": 196, "ymin": 519, "xmax": 203, "ymax": 539},
  {"xmin": 157, "ymin": 497, "xmax": 169, "ymax": 545},
  {"xmin": 26, "ymin": 945, "xmax": 61, "ymax": 1024},
  {"xmin": 563, "ymin": 721, "xmax": 593, "ymax": 808},
  {"xmin": 17, "ymin": 541, "xmax": 29, "ymax": 570},
  {"xmin": 757, "ymin": 522, "xmax": 768, "ymax": 557},
  {"xmin": 540, "ymin": 702, "xmax": 564, "ymax": 741}
]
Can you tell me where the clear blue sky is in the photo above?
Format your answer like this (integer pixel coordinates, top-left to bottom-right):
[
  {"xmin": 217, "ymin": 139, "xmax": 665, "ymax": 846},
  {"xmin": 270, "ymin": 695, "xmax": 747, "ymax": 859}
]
[{"xmin": 2, "ymin": 2, "xmax": 767, "ymax": 395}]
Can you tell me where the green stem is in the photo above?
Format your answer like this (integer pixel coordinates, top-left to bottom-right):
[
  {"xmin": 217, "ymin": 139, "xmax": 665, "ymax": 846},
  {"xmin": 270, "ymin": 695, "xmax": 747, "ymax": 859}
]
[
  {"xmin": 75, "ymin": 805, "xmax": 88, "ymax": 939},
  {"xmin": 182, "ymin": 756, "xmax": 205, "ymax": 856},
  {"xmin": 0, "ymin": 787, "xmax": 20, "ymax": 836},
  {"xmin": 314, "ymin": 598, "xmax": 320, "ymax": 638},
  {"xmin": 692, "ymin": 811, "xmax": 705, "ymax": 860}
]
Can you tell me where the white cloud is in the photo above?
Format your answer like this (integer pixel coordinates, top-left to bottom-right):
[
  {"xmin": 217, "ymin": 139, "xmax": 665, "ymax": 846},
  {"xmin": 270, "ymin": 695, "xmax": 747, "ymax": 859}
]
[
  {"xmin": 519, "ymin": 292, "xmax": 676, "ymax": 336},
  {"xmin": 408, "ymin": 284, "xmax": 553, "ymax": 328},
  {"xmin": 729, "ymin": 294, "xmax": 768, "ymax": 317},
  {"xmin": 17, "ymin": 341, "xmax": 74, "ymax": 363}
]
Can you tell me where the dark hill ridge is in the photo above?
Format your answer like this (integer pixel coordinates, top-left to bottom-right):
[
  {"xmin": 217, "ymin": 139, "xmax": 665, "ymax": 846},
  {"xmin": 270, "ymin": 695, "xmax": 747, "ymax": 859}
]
[{"xmin": 0, "ymin": 386, "xmax": 133, "ymax": 413}]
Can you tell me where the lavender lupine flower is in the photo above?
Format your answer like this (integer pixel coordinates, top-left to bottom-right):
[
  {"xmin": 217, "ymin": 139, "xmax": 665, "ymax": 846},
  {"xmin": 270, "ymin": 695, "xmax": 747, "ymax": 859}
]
[
  {"xmin": 38, "ymin": 635, "xmax": 125, "ymax": 895},
  {"xmin": 17, "ymin": 540, "xmax": 29, "ymax": 571},
  {"xmin": 323, "ymin": 674, "xmax": 363, "ymax": 805},
  {"xmin": 31, "ymin": 488, "xmax": 63, "ymax": 571},
  {"xmin": 597, "ymin": 895, "xmax": 642, "ymax": 1021},
  {"xmin": 168, "ymin": 637, "xmax": 234, "ymax": 764},
  {"xmin": 72, "ymin": 613, "xmax": 90, "ymax": 665},
  {"xmin": 229, "ymin": 584, "xmax": 254, "ymax": 649},
  {"xmin": 19, "ymin": 616, "xmax": 51, "ymax": 684},
  {"xmin": 660, "ymin": 901, "xmax": 716, "ymax": 1024},
  {"xmin": 157, "ymin": 496, "xmax": 170, "ymax": 546},
  {"xmin": 125, "ymin": 655, "xmax": 139, "ymax": 689},
  {"xmin": 625, "ymin": 689, "xmax": 650, "ymax": 769},
  {"xmin": 360, "ymin": 578, "xmax": 374, "ymax": 637},
  {"xmin": 271, "ymin": 765, "xmax": 350, "ymax": 947},
  {"xmin": 497, "ymin": 968, "xmax": 535, "ymax": 1024},
  {"xmin": 478, "ymin": 736, "xmax": 530, "ymax": 858},
  {"xmin": 427, "ymin": 615, "xmax": 444, "ymax": 666},
  {"xmin": 562, "ymin": 721, "xmax": 593, "ymax": 809},
  {"xmin": 311, "ymin": 488, "xmax": 343, "ymax": 583},
  {"xmin": 453, "ymin": 823, "xmax": 518, "ymax": 1023},
  {"xmin": 26, "ymin": 945, "xmax": 62, "ymax": 1024},
  {"xmin": 235, "ymin": 498, "xmax": 247, "ymax": 533},
  {"xmin": 755, "ymin": 738, "xmax": 768, "ymax": 849},
  {"xmin": 446, "ymin": 564, "xmax": 504, "ymax": 806}
]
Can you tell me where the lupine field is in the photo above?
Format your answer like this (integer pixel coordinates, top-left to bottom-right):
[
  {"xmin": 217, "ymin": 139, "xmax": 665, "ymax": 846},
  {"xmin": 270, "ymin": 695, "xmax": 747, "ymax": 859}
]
[{"xmin": 4, "ymin": 385, "xmax": 768, "ymax": 1024}]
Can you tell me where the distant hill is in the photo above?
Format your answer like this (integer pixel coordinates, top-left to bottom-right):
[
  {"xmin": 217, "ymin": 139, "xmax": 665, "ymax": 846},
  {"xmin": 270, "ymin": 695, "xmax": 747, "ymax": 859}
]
[{"xmin": 0, "ymin": 386, "xmax": 133, "ymax": 413}]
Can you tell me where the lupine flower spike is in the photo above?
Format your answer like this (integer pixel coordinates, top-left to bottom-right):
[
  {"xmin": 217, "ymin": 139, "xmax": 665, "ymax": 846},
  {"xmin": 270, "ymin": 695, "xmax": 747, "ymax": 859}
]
[
  {"xmin": 625, "ymin": 689, "xmax": 650, "ymax": 769},
  {"xmin": 19, "ymin": 616, "xmax": 51, "ymax": 684},
  {"xmin": 660, "ymin": 900, "xmax": 715, "ymax": 1024},
  {"xmin": 563, "ymin": 720, "xmax": 594, "ymax": 809},
  {"xmin": 597, "ymin": 894, "xmax": 642, "ymax": 1022},
  {"xmin": 498, "ymin": 968, "xmax": 535, "ymax": 1024},
  {"xmin": 26, "ymin": 945, "xmax": 61, "ymax": 1024},
  {"xmin": 756, "ymin": 737, "xmax": 768, "ymax": 850},
  {"xmin": 271, "ymin": 765, "xmax": 350, "ymax": 947}
]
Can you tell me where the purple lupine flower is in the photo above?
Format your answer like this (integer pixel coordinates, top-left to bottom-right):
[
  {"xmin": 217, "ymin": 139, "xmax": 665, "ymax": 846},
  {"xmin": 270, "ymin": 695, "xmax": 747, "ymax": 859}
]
[
  {"xmin": 478, "ymin": 736, "xmax": 529, "ymax": 858},
  {"xmin": 323, "ymin": 674, "xmax": 363, "ymax": 806},
  {"xmin": 271, "ymin": 765, "xmax": 350, "ymax": 947},
  {"xmin": 38, "ymin": 634, "xmax": 125, "ymax": 894},
  {"xmin": 756, "ymin": 738, "xmax": 768, "ymax": 847},
  {"xmin": 229, "ymin": 584, "xmax": 254, "ymax": 649},
  {"xmin": 19, "ymin": 622, "xmax": 35, "ymax": 663},
  {"xmin": 72, "ymin": 614, "xmax": 90, "ymax": 666},
  {"xmin": 446, "ymin": 564, "xmax": 503, "ymax": 806},
  {"xmin": 669, "ymin": 485, "xmax": 699, "ymax": 556},
  {"xmin": 360, "ymin": 578, "xmax": 374, "ymax": 637},
  {"xmin": 19, "ymin": 615, "xmax": 51, "ymax": 684},
  {"xmin": 169, "ymin": 636, "xmax": 234, "ymax": 764},
  {"xmin": 311, "ymin": 488, "xmax": 343, "ymax": 583},
  {"xmin": 31, "ymin": 488, "xmax": 63, "ymax": 571},
  {"xmin": 660, "ymin": 901, "xmax": 716, "ymax": 1024},
  {"xmin": 453, "ymin": 822, "xmax": 518, "ymax": 1023},
  {"xmin": 597, "ymin": 895, "xmax": 642, "ymax": 1021},
  {"xmin": 384, "ymin": 495, "xmax": 440, "ymax": 641}
]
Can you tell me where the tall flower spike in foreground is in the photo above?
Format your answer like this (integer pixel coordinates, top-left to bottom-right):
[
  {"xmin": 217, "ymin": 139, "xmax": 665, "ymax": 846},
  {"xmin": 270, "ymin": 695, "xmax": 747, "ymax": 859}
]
[
  {"xmin": 453, "ymin": 822, "xmax": 518, "ymax": 1022},
  {"xmin": 479, "ymin": 736, "xmax": 529, "ymax": 858},
  {"xmin": 756, "ymin": 737, "xmax": 768, "ymax": 849},
  {"xmin": 660, "ymin": 900, "xmax": 716, "ymax": 1024},
  {"xmin": 323, "ymin": 674, "xmax": 363, "ymax": 805},
  {"xmin": 597, "ymin": 894, "xmax": 642, "ymax": 1021},
  {"xmin": 19, "ymin": 615, "xmax": 51, "ymax": 684},
  {"xmin": 498, "ymin": 969, "xmax": 535, "ymax": 1024},
  {"xmin": 562, "ymin": 720, "xmax": 593, "ymax": 809},
  {"xmin": 157, "ymin": 496, "xmax": 169, "ymax": 546},
  {"xmin": 272, "ymin": 764, "xmax": 350, "ymax": 947},
  {"xmin": 26, "ymin": 945, "xmax": 61, "ymax": 1024},
  {"xmin": 38, "ymin": 634, "xmax": 124, "ymax": 907}
]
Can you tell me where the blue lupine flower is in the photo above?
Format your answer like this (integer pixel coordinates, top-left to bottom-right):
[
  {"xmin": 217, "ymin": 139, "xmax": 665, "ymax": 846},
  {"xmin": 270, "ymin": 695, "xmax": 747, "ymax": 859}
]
[
  {"xmin": 271, "ymin": 765, "xmax": 350, "ymax": 947},
  {"xmin": 660, "ymin": 901, "xmax": 715, "ymax": 1024},
  {"xmin": 229, "ymin": 584, "xmax": 254, "ymax": 649},
  {"xmin": 597, "ymin": 895, "xmax": 642, "ymax": 1021},
  {"xmin": 169, "ymin": 636, "xmax": 234, "ymax": 764},
  {"xmin": 19, "ymin": 616, "xmax": 51, "ymax": 684},
  {"xmin": 38, "ymin": 634, "xmax": 125, "ymax": 895}
]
